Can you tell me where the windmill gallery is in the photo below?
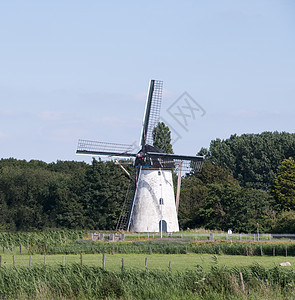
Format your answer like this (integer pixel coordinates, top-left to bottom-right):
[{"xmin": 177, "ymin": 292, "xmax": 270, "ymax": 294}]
[{"xmin": 76, "ymin": 80, "xmax": 204, "ymax": 233}]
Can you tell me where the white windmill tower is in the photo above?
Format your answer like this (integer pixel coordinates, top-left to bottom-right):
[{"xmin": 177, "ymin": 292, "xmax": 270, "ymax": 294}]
[{"xmin": 76, "ymin": 80, "xmax": 204, "ymax": 233}]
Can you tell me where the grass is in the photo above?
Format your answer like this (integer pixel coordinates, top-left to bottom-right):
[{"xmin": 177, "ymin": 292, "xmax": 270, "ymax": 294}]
[
  {"xmin": 1, "ymin": 262, "xmax": 295, "ymax": 299},
  {"xmin": 1, "ymin": 253, "xmax": 295, "ymax": 272},
  {"xmin": 123, "ymin": 231, "xmax": 273, "ymax": 241}
]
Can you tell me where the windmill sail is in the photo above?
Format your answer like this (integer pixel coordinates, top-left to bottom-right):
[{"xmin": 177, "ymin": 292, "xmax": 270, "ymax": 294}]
[
  {"xmin": 140, "ymin": 80, "xmax": 163, "ymax": 147},
  {"xmin": 146, "ymin": 151, "xmax": 204, "ymax": 173},
  {"xmin": 76, "ymin": 79, "xmax": 204, "ymax": 233},
  {"xmin": 76, "ymin": 139, "xmax": 137, "ymax": 158}
]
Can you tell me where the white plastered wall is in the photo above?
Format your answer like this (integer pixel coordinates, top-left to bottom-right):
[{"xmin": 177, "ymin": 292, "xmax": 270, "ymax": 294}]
[{"xmin": 130, "ymin": 169, "xmax": 179, "ymax": 232}]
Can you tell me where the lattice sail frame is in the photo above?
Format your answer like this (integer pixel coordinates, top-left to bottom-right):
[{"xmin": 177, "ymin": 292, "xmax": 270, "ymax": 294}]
[
  {"xmin": 145, "ymin": 153, "xmax": 204, "ymax": 173},
  {"xmin": 76, "ymin": 79, "xmax": 204, "ymax": 173},
  {"xmin": 76, "ymin": 140, "xmax": 204, "ymax": 173},
  {"xmin": 140, "ymin": 80, "xmax": 163, "ymax": 147},
  {"xmin": 77, "ymin": 139, "xmax": 136, "ymax": 157}
]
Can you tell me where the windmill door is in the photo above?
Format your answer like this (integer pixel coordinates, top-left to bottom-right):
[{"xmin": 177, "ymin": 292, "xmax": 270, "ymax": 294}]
[{"xmin": 159, "ymin": 220, "xmax": 167, "ymax": 233}]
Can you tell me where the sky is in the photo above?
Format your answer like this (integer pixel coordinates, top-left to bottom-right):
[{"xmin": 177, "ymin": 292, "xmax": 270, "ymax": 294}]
[{"xmin": 0, "ymin": 0, "xmax": 294, "ymax": 163}]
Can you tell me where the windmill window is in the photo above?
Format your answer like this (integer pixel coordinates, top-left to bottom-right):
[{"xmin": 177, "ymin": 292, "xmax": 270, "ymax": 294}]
[{"xmin": 159, "ymin": 198, "xmax": 164, "ymax": 205}]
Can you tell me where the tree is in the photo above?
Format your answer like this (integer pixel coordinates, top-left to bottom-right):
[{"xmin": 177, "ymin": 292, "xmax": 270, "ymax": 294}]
[
  {"xmin": 83, "ymin": 158, "xmax": 130, "ymax": 230},
  {"xmin": 178, "ymin": 163, "xmax": 239, "ymax": 230},
  {"xmin": 203, "ymin": 131, "xmax": 295, "ymax": 190},
  {"xmin": 178, "ymin": 162, "xmax": 275, "ymax": 232},
  {"xmin": 272, "ymin": 157, "xmax": 295, "ymax": 210},
  {"xmin": 272, "ymin": 210, "xmax": 295, "ymax": 233},
  {"xmin": 0, "ymin": 158, "xmax": 89, "ymax": 230},
  {"xmin": 152, "ymin": 122, "xmax": 173, "ymax": 153}
]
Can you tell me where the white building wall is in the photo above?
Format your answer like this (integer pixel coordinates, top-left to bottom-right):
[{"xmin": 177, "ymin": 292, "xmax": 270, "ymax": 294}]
[{"xmin": 130, "ymin": 169, "xmax": 179, "ymax": 232}]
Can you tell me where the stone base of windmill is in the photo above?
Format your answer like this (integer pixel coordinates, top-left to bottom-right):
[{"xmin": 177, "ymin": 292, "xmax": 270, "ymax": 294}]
[{"xmin": 130, "ymin": 169, "xmax": 179, "ymax": 233}]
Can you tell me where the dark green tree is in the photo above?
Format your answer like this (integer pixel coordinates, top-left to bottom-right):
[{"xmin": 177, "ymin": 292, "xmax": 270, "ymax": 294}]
[
  {"xmin": 272, "ymin": 157, "xmax": 295, "ymax": 210},
  {"xmin": 152, "ymin": 122, "xmax": 173, "ymax": 153},
  {"xmin": 83, "ymin": 158, "xmax": 130, "ymax": 230},
  {"xmin": 179, "ymin": 162, "xmax": 275, "ymax": 232},
  {"xmin": 203, "ymin": 131, "xmax": 295, "ymax": 189},
  {"xmin": 272, "ymin": 210, "xmax": 295, "ymax": 233},
  {"xmin": 0, "ymin": 158, "xmax": 89, "ymax": 230}
]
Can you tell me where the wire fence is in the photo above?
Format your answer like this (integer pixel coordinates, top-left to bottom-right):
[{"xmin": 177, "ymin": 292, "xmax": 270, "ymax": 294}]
[{"xmin": 122, "ymin": 232, "xmax": 295, "ymax": 242}]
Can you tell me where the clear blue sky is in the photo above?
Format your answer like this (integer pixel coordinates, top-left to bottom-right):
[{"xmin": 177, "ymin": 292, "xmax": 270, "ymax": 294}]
[{"xmin": 0, "ymin": 1, "xmax": 294, "ymax": 163}]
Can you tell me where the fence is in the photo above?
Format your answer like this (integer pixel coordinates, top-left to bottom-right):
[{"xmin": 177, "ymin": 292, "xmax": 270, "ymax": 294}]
[
  {"xmin": 0, "ymin": 253, "xmax": 171, "ymax": 271},
  {"xmin": 122, "ymin": 232, "xmax": 295, "ymax": 241}
]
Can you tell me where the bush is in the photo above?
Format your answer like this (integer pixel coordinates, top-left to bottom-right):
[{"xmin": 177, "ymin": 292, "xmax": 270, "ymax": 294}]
[{"xmin": 272, "ymin": 210, "xmax": 295, "ymax": 233}]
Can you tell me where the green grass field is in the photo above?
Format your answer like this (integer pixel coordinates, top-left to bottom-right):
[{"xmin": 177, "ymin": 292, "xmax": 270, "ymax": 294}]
[{"xmin": 2, "ymin": 253, "xmax": 295, "ymax": 272}]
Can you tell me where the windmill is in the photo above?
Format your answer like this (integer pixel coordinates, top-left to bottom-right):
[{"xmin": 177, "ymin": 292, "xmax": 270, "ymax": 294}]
[{"xmin": 76, "ymin": 80, "xmax": 204, "ymax": 233}]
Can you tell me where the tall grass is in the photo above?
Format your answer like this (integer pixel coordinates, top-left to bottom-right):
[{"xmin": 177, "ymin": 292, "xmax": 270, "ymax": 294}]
[
  {"xmin": 0, "ymin": 230, "xmax": 85, "ymax": 253},
  {"xmin": 0, "ymin": 263, "xmax": 294, "ymax": 299},
  {"xmin": 42, "ymin": 240, "xmax": 295, "ymax": 256},
  {"xmin": 1, "ymin": 231, "xmax": 295, "ymax": 257}
]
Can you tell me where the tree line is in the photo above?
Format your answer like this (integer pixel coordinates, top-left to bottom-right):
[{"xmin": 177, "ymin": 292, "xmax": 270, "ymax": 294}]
[
  {"xmin": 0, "ymin": 158, "xmax": 131, "ymax": 231},
  {"xmin": 1, "ymin": 130, "xmax": 295, "ymax": 233},
  {"xmin": 180, "ymin": 131, "xmax": 295, "ymax": 233}
]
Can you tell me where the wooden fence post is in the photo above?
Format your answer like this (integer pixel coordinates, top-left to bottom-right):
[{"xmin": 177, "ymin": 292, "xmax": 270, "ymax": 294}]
[
  {"xmin": 145, "ymin": 257, "xmax": 148, "ymax": 270},
  {"xmin": 29, "ymin": 256, "xmax": 31, "ymax": 268},
  {"xmin": 169, "ymin": 261, "xmax": 171, "ymax": 272},
  {"xmin": 239, "ymin": 272, "xmax": 245, "ymax": 292},
  {"xmin": 19, "ymin": 245, "xmax": 22, "ymax": 255},
  {"xmin": 285, "ymin": 246, "xmax": 288, "ymax": 257},
  {"xmin": 260, "ymin": 246, "xmax": 263, "ymax": 256},
  {"xmin": 273, "ymin": 247, "xmax": 275, "ymax": 256},
  {"xmin": 122, "ymin": 258, "xmax": 124, "ymax": 271},
  {"xmin": 44, "ymin": 255, "xmax": 46, "ymax": 266},
  {"xmin": 80, "ymin": 253, "xmax": 83, "ymax": 266},
  {"xmin": 102, "ymin": 254, "xmax": 105, "ymax": 269},
  {"xmin": 13, "ymin": 255, "xmax": 15, "ymax": 266},
  {"xmin": 63, "ymin": 256, "xmax": 65, "ymax": 266}
]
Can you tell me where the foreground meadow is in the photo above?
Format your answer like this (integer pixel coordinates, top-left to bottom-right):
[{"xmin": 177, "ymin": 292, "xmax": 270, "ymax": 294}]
[
  {"xmin": 0, "ymin": 260, "xmax": 295, "ymax": 299},
  {"xmin": 1, "ymin": 253, "xmax": 295, "ymax": 272},
  {"xmin": 1, "ymin": 231, "xmax": 295, "ymax": 299}
]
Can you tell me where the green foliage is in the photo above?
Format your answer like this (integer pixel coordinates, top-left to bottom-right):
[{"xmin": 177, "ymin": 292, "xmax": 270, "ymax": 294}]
[
  {"xmin": 0, "ymin": 263, "xmax": 295, "ymax": 299},
  {"xmin": 0, "ymin": 230, "xmax": 85, "ymax": 252},
  {"xmin": 83, "ymin": 158, "xmax": 132, "ymax": 230},
  {"xmin": 203, "ymin": 131, "xmax": 295, "ymax": 190},
  {"xmin": 272, "ymin": 157, "xmax": 295, "ymax": 210},
  {"xmin": 152, "ymin": 122, "xmax": 173, "ymax": 153},
  {"xmin": 0, "ymin": 158, "xmax": 131, "ymax": 231},
  {"xmin": 272, "ymin": 210, "xmax": 295, "ymax": 233},
  {"xmin": 1, "ymin": 131, "xmax": 295, "ymax": 233},
  {"xmin": 179, "ymin": 161, "xmax": 275, "ymax": 232},
  {"xmin": 179, "ymin": 163, "xmax": 275, "ymax": 232}
]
